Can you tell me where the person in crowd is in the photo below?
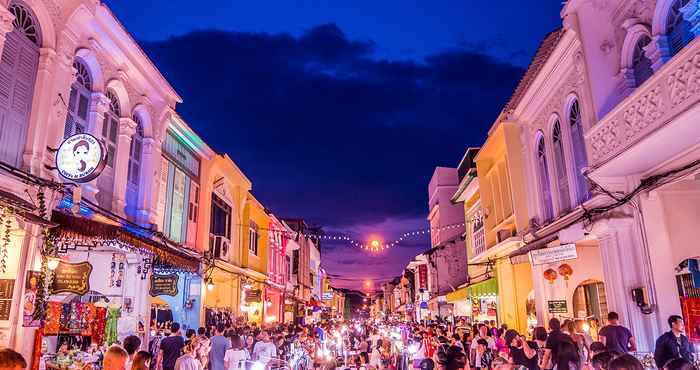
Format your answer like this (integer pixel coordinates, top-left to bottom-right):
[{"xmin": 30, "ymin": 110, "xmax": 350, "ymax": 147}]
[
  {"xmin": 210, "ymin": 324, "xmax": 231, "ymax": 370},
  {"xmin": 149, "ymin": 330, "xmax": 164, "ymax": 370},
  {"xmin": 133, "ymin": 351, "xmax": 153, "ymax": 370},
  {"xmin": 104, "ymin": 346, "xmax": 129, "ymax": 370},
  {"xmin": 553, "ymin": 340, "xmax": 579, "ymax": 370},
  {"xmin": 451, "ymin": 334, "xmax": 464, "ymax": 350},
  {"xmin": 607, "ymin": 354, "xmax": 643, "ymax": 370},
  {"xmin": 224, "ymin": 335, "xmax": 249, "ymax": 370},
  {"xmin": 474, "ymin": 339, "xmax": 493, "ymax": 370},
  {"xmin": 123, "ymin": 335, "xmax": 142, "ymax": 370},
  {"xmin": 532, "ymin": 326, "xmax": 548, "ymax": 370},
  {"xmin": 505, "ymin": 329, "xmax": 538, "ymax": 370},
  {"xmin": 542, "ymin": 319, "xmax": 574, "ymax": 370},
  {"xmin": 0, "ymin": 348, "xmax": 27, "ymax": 370},
  {"xmin": 598, "ymin": 313, "xmax": 635, "ymax": 354},
  {"xmin": 494, "ymin": 329, "xmax": 508, "ymax": 356},
  {"xmin": 588, "ymin": 343, "xmax": 605, "ymax": 358},
  {"xmin": 663, "ymin": 358, "xmax": 698, "ymax": 370},
  {"xmin": 564, "ymin": 320, "xmax": 589, "ymax": 365},
  {"xmin": 252, "ymin": 330, "xmax": 277, "ymax": 365},
  {"xmin": 369, "ymin": 339, "xmax": 383, "ymax": 370},
  {"xmin": 590, "ymin": 351, "xmax": 620, "ymax": 370},
  {"xmin": 185, "ymin": 329, "xmax": 196, "ymax": 340},
  {"xmin": 159, "ymin": 322, "xmax": 185, "ymax": 370},
  {"xmin": 471, "ymin": 325, "xmax": 496, "ymax": 369},
  {"xmin": 655, "ymin": 315, "xmax": 695, "ymax": 369},
  {"xmin": 174, "ymin": 341, "xmax": 202, "ymax": 370},
  {"xmin": 461, "ymin": 332, "xmax": 472, "ymax": 356}
]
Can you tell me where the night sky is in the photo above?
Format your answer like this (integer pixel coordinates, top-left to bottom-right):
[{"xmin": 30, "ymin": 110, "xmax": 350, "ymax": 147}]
[{"xmin": 105, "ymin": 0, "xmax": 562, "ymax": 289}]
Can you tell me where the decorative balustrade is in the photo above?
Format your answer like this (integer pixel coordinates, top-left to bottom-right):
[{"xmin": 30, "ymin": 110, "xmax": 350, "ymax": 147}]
[{"xmin": 586, "ymin": 36, "xmax": 700, "ymax": 166}]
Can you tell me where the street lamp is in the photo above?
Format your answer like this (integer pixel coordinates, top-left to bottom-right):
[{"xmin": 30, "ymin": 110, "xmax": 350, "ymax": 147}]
[{"xmin": 365, "ymin": 281, "xmax": 372, "ymax": 288}]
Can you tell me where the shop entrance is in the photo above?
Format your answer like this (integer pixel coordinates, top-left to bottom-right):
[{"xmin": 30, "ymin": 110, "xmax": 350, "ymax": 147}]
[
  {"xmin": 572, "ymin": 280, "xmax": 608, "ymax": 323},
  {"xmin": 676, "ymin": 261, "xmax": 700, "ymax": 344}
]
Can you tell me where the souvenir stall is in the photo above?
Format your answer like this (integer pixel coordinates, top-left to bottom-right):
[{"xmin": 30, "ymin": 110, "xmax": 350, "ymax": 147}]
[
  {"xmin": 33, "ymin": 210, "xmax": 199, "ymax": 369},
  {"xmin": 149, "ymin": 271, "xmax": 202, "ymax": 333},
  {"xmin": 240, "ymin": 279, "xmax": 264, "ymax": 325},
  {"xmin": 468, "ymin": 279, "xmax": 499, "ymax": 324}
]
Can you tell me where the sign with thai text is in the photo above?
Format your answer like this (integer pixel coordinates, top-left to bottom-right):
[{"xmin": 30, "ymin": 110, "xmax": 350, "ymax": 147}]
[
  {"xmin": 51, "ymin": 261, "xmax": 92, "ymax": 295},
  {"xmin": 55, "ymin": 134, "xmax": 106, "ymax": 183},
  {"xmin": 149, "ymin": 274, "xmax": 179, "ymax": 297},
  {"xmin": 246, "ymin": 289, "xmax": 262, "ymax": 302},
  {"xmin": 530, "ymin": 244, "xmax": 577, "ymax": 266},
  {"xmin": 547, "ymin": 300, "xmax": 568, "ymax": 313},
  {"xmin": 322, "ymin": 292, "xmax": 333, "ymax": 300}
]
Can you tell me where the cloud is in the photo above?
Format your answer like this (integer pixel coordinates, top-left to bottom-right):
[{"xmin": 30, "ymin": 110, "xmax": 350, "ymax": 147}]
[{"xmin": 142, "ymin": 24, "xmax": 523, "ymax": 230}]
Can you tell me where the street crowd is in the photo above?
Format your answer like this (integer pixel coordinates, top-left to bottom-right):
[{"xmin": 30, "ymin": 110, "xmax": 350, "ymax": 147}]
[{"xmin": 0, "ymin": 312, "xmax": 696, "ymax": 370}]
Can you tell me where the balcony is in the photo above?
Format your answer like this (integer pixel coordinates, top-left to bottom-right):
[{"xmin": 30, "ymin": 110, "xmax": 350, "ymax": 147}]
[{"xmin": 586, "ymin": 36, "xmax": 700, "ymax": 167}]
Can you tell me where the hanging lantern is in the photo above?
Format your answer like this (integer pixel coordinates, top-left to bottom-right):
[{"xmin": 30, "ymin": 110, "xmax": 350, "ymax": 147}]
[
  {"xmin": 558, "ymin": 263, "xmax": 573, "ymax": 280},
  {"xmin": 543, "ymin": 268, "xmax": 558, "ymax": 284}
]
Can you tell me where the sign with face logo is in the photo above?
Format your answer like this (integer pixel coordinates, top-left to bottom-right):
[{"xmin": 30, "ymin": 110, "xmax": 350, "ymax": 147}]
[{"xmin": 55, "ymin": 133, "xmax": 106, "ymax": 183}]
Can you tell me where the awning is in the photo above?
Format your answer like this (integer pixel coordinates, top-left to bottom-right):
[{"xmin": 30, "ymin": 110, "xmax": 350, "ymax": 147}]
[
  {"xmin": 446, "ymin": 286, "xmax": 468, "ymax": 303},
  {"xmin": 50, "ymin": 211, "xmax": 200, "ymax": 272},
  {"xmin": 468, "ymin": 278, "xmax": 498, "ymax": 297},
  {"xmin": 0, "ymin": 188, "xmax": 58, "ymax": 227}
]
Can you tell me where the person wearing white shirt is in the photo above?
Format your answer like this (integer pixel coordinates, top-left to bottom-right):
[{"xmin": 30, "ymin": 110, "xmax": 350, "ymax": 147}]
[
  {"xmin": 470, "ymin": 325, "xmax": 496, "ymax": 368},
  {"xmin": 252, "ymin": 331, "xmax": 277, "ymax": 365},
  {"xmin": 224, "ymin": 335, "xmax": 250, "ymax": 370}
]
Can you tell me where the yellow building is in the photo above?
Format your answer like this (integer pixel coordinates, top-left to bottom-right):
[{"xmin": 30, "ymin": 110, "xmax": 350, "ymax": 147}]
[
  {"xmin": 240, "ymin": 193, "xmax": 270, "ymax": 324},
  {"xmin": 472, "ymin": 122, "xmax": 535, "ymax": 333},
  {"xmin": 200, "ymin": 154, "xmax": 252, "ymax": 322}
]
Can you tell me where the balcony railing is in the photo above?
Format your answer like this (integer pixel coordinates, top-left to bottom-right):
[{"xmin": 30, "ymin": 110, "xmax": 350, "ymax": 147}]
[{"xmin": 586, "ymin": 36, "xmax": 700, "ymax": 166}]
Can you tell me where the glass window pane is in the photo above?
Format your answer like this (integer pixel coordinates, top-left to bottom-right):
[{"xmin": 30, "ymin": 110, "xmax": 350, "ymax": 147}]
[{"xmin": 77, "ymin": 93, "xmax": 89, "ymax": 120}]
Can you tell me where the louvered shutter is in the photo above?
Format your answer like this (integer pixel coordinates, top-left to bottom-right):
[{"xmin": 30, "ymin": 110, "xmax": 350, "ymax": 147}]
[
  {"xmin": 0, "ymin": 29, "xmax": 38, "ymax": 167},
  {"xmin": 155, "ymin": 157, "xmax": 170, "ymax": 232},
  {"xmin": 186, "ymin": 181, "xmax": 198, "ymax": 248}
]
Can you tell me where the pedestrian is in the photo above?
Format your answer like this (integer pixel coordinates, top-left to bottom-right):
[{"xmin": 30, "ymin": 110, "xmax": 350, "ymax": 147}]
[
  {"xmin": 159, "ymin": 322, "xmax": 185, "ymax": 370},
  {"xmin": 654, "ymin": 315, "xmax": 695, "ymax": 369},
  {"xmin": 542, "ymin": 319, "xmax": 574, "ymax": 370},
  {"xmin": 553, "ymin": 340, "xmax": 579, "ymax": 370},
  {"xmin": 470, "ymin": 325, "xmax": 495, "ymax": 369},
  {"xmin": 607, "ymin": 354, "xmax": 643, "ymax": 370},
  {"xmin": 598, "ymin": 313, "xmax": 635, "ymax": 354},
  {"xmin": 0, "ymin": 348, "xmax": 27, "ymax": 370},
  {"xmin": 588, "ymin": 343, "xmax": 605, "ymax": 358},
  {"xmin": 564, "ymin": 321, "xmax": 589, "ymax": 364},
  {"xmin": 224, "ymin": 335, "xmax": 249, "ymax": 370},
  {"xmin": 532, "ymin": 327, "xmax": 548, "ymax": 370},
  {"xmin": 123, "ymin": 335, "xmax": 142, "ymax": 370},
  {"xmin": 252, "ymin": 331, "xmax": 277, "ymax": 364},
  {"xmin": 149, "ymin": 330, "xmax": 164, "ymax": 370},
  {"xmin": 133, "ymin": 351, "xmax": 153, "ymax": 370},
  {"xmin": 663, "ymin": 358, "xmax": 697, "ymax": 370},
  {"xmin": 590, "ymin": 351, "xmax": 620, "ymax": 370},
  {"xmin": 494, "ymin": 329, "xmax": 508, "ymax": 356},
  {"xmin": 195, "ymin": 328, "xmax": 210, "ymax": 370},
  {"xmin": 504, "ymin": 329, "xmax": 538, "ymax": 370},
  {"xmin": 210, "ymin": 324, "xmax": 232, "ymax": 370},
  {"xmin": 174, "ymin": 341, "xmax": 202, "ymax": 370},
  {"xmin": 474, "ymin": 339, "xmax": 493, "ymax": 370},
  {"xmin": 105, "ymin": 346, "xmax": 129, "ymax": 370}
]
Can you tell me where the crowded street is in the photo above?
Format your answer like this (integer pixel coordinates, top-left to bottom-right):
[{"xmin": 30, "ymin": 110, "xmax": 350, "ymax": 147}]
[{"xmin": 0, "ymin": 0, "xmax": 700, "ymax": 370}]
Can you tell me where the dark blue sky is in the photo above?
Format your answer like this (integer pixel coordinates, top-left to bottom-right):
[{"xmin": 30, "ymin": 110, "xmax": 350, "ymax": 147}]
[{"xmin": 106, "ymin": 1, "xmax": 562, "ymax": 288}]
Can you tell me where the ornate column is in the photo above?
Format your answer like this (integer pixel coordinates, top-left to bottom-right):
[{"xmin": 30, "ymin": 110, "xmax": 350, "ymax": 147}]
[
  {"xmin": 82, "ymin": 92, "xmax": 110, "ymax": 202},
  {"xmin": 137, "ymin": 136, "xmax": 162, "ymax": 226},
  {"xmin": 0, "ymin": 6, "xmax": 14, "ymax": 56},
  {"xmin": 112, "ymin": 117, "xmax": 137, "ymax": 216}
]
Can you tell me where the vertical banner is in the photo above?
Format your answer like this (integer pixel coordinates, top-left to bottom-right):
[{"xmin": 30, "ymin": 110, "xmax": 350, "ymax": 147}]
[{"xmin": 418, "ymin": 264, "xmax": 428, "ymax": 290}]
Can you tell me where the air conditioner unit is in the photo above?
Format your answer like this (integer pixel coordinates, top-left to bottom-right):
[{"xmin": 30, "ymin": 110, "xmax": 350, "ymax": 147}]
[
  {"xmin": 210, "ymin": 235, "xmax": 231, "ymax": 261},
  {"xmin": 496, "ymin": 229, "xmax": 515, "ymax": 243}
]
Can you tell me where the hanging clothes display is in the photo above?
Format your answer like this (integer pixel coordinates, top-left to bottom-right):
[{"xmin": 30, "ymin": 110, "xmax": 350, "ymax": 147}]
[
  {"xmin": 43, "ymin": 302, "xmax": 62, "ymax": 335},
  {"xmin": 92, "ymin": 306, "xmax": 107, "ymax": 345},
  {"xmin": 104, "ymin": 306, "xmax": 121, "ymax": 345},
  {"xmin": 204, "ymin": 307, "xmax": 234, "ymax": 329},
  {"xmin": 80, "ymin": 303, "xmax": 95, "ymax": 337}
]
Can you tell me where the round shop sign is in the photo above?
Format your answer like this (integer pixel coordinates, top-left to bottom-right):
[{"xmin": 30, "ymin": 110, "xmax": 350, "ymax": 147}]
[{"xmin": 56, "ymin": 133, "xmax": 106, "ymax": 183}]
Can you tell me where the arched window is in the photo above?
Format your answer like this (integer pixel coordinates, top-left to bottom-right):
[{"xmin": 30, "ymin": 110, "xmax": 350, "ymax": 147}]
[
  {"xmin": 102, "ymin": 90, "xmax": 120, "ymax": 168},
  {"xmin": 64, "ymin": 59, "xmax": 92, "ymax": 138},
  {"xmin": 569, "ymin": 99, "xmax": 590, "ymax": 203},
  {"xmin": 632, "ymin": 35, "xmax": 654, "ymax": 86},
  {"xmin": 667, "ymin": 0, "xmax": 693, "ymax": 57},
  {"xmin": 536, "ymin": 134, "xmax": 554, "ymax": 222},
  {"xmin": 127, "ymin": 114, "xmax": 144, "ymax": 185},
  {"xmin": 9, "ymin": 2, "xmax": 40, "ymax": 46},
  {"xmin": 552, "ymin": 119, "xmax": 571, "ymax": 213}
]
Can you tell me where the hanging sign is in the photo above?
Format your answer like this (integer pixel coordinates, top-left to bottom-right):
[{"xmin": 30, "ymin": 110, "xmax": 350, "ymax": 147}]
[
  {"xmin": 530, "ymin": 244, "xmax": 577, "ymax": 266},
  {"xmin": 246, "ymin": 289, "xmax": 262, "ymax": 302},
  {"xmin": 51, "ymin": 261, "xmax": 92, "ymax": 295},
  {"xmin": 418, "ymin": 264, "xmax": 428, "ymax": 290},
  {"xmin": 547, "ymin": 300, "xmax": 568, "ymax": 313},
  {"xmin": 322, "ymin": 292, "xmax": 333, "ymax": 300},
  {"xmin": 149, "ymin": 274, "xmax": 179, "ymax": 297},
  {"xmin": 55, "ymin": 133, "xmax": 107, "ymax": 183}
]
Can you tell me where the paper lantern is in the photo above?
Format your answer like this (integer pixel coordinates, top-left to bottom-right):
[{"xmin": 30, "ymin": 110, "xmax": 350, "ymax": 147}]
[
  {"xmin": 543, "ymin": 268, "xmax": 558, "ymax": 284},
  {"xmin": 558, "ymin": 263, "xmax": 573, "ymax": 280}
]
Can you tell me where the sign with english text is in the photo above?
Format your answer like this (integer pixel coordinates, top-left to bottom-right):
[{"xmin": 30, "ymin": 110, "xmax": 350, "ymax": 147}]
[{"xmin": 55, "ymin": 133, "xmax": 106, "ymax": 183}]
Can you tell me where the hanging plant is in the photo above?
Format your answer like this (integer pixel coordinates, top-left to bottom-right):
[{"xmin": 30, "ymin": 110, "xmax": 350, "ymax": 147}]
[
  {"xmin": 0, "ymin": 206, "xmax": 12, "ymax": 273},
  {"xmin": 32, "ymin": 188, "xmax": 56, "ymax": 322}
]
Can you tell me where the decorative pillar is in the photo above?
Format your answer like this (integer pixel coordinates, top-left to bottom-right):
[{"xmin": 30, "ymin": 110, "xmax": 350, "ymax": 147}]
[
  {"xmin": 0, "ymin": 6, "xmax": 14, "ymax": 56},
  {"xmin": 83, "ymin": 92, "xmax": 110, "ymax": 203},
  {"xmin": 595, "ymin": 216, "xmax": 659, "ymax": 351},
  {"xmin": 137, "ymin": 136, "xmax": 161, "ymax": 225},
  {"xmin": 112, "ymin": 117, "xmax": 137, "ymax": 216},
  {"xmin": 645, "ymin": 35, "xmax": 671, "ymax": 72}
]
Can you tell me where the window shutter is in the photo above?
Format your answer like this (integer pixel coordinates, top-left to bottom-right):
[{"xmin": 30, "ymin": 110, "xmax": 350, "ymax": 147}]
[
  {"xmin": 553, "ymin": 122, "xmax": 571, "ymax": 213},
  {"xmin": 186, "ymin": 180, "xmax": 199, "ymax": 248},
  {"xmin": 155, "ymin": 157, "xmax": 169, "ymax": 232},
  {"xmin": 0, "ymin": 29, "xmax": 38, "ymax": 167}
]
